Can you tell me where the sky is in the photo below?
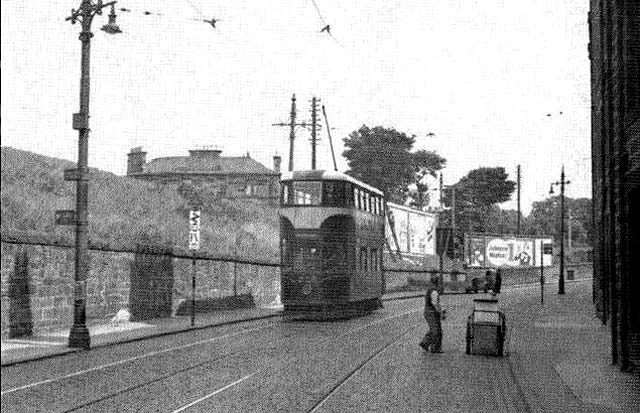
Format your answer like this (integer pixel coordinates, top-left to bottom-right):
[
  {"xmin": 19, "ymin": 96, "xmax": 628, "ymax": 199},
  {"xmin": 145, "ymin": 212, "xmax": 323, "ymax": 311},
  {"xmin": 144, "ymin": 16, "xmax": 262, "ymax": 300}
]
[{"xmin": 1, "ymin": 0, "xmax": 591, "ymax": 214}]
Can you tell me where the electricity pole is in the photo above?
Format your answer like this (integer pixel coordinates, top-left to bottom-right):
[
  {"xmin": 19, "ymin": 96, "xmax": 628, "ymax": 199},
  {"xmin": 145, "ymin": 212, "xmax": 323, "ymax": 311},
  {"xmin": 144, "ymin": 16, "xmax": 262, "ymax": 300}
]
[
  {"xmin": 272, "ymin": 94, "xmax": 309, "ymax": 171},
  {"xmin": 310, "ymin": 96, "xmax": 321, "ymax": 170},
  {"xmin": 517, "ymin": 164, "xmax": 521, "ymax": 234}
]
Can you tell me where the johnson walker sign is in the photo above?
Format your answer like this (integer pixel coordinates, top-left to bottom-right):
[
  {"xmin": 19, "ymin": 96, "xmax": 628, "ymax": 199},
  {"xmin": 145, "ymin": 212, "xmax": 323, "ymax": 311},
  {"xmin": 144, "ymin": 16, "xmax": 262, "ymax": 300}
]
[{"xmin": 465, "ymin": 233, "xmax": 553, "ymax": 268}]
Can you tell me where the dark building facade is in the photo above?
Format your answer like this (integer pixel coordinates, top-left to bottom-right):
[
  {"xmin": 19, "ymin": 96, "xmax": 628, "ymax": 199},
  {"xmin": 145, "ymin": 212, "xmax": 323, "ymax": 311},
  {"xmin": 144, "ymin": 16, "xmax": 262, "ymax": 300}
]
[
  {"xmin": 589, "ymin": 0, "xmax": 639, "ymax": 371},
  {"xmin": 127, "ymin": 147, "xmax": 282, "ymax": 200}
]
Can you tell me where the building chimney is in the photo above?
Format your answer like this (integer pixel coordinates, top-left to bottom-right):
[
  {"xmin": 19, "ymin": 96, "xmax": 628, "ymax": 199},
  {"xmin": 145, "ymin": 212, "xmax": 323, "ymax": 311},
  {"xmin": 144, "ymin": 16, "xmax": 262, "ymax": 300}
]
[
  {"xmin": 189, "ymin": 147, "xmax": 222, "ymax": 159},
  {"xmin": 273, "ymin": 155, "xmax": 282, "ymax": 174},
  {"xmin": 127, "ymin": 147, "xmax": 147, "ymax": 175}
]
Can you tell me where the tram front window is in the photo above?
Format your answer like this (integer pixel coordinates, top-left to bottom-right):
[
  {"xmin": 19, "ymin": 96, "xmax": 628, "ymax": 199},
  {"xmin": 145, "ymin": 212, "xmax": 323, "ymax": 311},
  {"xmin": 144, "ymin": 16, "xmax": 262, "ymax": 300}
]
[{"xmin": 290, "ymin": 181, "xmax": 322, "ymax": 205}]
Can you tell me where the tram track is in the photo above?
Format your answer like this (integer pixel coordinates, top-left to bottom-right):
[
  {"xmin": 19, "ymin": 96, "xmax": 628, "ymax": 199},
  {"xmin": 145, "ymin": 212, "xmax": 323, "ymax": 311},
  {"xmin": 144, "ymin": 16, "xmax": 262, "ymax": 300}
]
[
  {"xmin": 169, "ymin": 308, "xmax": 419, "ymax": 412},
  {"xmin": 1, "ymin": 322, "xmax": 277, "ymax": 396},
  {"xmin": 3, "ymin": 305, "xmax": 420, "ymax": 412},
  {"xmin": 308, "ymin": 326, "xmax": 414, "ymax": 413}
]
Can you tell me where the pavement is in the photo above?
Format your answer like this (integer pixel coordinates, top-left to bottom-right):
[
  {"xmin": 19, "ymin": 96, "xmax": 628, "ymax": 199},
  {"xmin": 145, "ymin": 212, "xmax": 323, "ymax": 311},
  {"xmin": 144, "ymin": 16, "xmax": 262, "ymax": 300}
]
[
  {"xmin": 502, "ymin": 280, "xmax": 640, "ymax": 412},
  {"xmin": 2, "ymin": 280, "xmax": 638, "ymax": 412}
]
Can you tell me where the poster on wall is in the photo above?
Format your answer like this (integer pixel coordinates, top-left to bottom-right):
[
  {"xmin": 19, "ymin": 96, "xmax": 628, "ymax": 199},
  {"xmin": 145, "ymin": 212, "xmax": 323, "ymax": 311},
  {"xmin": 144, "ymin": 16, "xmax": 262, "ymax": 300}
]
[
  {"xmin": 465, "ymin": 234, "xmax": 553, "ymax": 267},
  {"xmin": 386, "ymin": 203, "xmax": 437, "ymax": 256}
]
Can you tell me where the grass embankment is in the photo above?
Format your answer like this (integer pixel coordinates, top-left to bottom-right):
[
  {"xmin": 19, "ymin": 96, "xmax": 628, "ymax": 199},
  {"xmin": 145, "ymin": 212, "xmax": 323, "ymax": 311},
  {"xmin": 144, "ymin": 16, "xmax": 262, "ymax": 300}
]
[{"xmin": 1, "ymin": 147, "xmax": 279, "ymax": 261}]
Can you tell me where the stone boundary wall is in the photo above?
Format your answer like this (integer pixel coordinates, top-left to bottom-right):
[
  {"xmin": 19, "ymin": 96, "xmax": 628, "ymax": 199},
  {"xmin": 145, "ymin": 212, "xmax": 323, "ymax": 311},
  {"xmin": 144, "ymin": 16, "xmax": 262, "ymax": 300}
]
[{"xmin": 1, "ymin": 231, "xmax": 280, "ymax": 338}]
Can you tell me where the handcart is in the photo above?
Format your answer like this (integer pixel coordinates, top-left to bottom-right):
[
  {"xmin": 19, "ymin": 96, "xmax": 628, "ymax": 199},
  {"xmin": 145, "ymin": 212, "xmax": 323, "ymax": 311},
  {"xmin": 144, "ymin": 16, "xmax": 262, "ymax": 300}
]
[{"xmin": 466, "ymin": 298, "xmax": 506, "ymax": 356}]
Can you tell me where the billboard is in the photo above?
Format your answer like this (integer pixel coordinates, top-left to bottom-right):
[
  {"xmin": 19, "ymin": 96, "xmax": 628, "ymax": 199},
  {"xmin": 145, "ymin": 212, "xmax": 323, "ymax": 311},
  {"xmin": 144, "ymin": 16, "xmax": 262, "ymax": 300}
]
[
  {"xmin": 465, "ymin": 233, "xmax": 553, "ymax": 267},
  {"xmin": 386, "ymin": 202, "xmax": 437, "ymax": 256}
]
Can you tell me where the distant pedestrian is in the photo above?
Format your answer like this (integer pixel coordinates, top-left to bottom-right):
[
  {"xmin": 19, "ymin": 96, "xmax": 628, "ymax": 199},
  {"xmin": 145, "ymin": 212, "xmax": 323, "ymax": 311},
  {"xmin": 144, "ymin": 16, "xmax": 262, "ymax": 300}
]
[
  {"xmin": 494, "ymin": 269, "xmax": 502, "ymax": 295},
  {"xmin": 420, "ymin": 276, "xmax": 444, "ymax": 353},
  {"xmin": 484, "ymin": 269, "xmax": 492, "ymax": 293}
]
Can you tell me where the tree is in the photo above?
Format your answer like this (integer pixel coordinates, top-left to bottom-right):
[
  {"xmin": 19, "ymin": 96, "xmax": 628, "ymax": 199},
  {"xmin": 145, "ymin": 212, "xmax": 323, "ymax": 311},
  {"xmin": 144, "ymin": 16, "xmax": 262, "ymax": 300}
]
[
  {"xmin": 342, "ymin": 125, "xmax": 446, "ymax": 204},
  {"xmin": 342, "ymin": 125, "xmax": 416, "ymax": 202},
  {"xmin": 405, "ymin": 150, "xmax": 447, "ymax": 210},
  {"xmin": 524, "ymin": 197, "xmax": 593, "ymax": 247},
  {"xmin": 440, "ymin": 167, "xmax": 516, "ymax": 233}
]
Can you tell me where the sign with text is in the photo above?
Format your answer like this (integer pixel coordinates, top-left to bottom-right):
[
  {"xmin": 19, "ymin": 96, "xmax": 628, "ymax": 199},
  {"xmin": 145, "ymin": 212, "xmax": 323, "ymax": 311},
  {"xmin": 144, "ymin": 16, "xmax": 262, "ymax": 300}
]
[
  {"xmin": 465, "ymin": 233, "xmax": 553, "ymax": 267},
  {"xmin": 189, "ymin": 210, "xmax": 201, "ymax": 250}
]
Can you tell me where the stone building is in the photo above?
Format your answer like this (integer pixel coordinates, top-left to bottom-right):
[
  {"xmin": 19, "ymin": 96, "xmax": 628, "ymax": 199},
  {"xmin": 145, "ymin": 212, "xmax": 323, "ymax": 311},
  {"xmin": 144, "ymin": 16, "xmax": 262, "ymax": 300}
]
[
  {"xmin": 589, "ymin": 0, "xmax": 639, "ymax": 371},
  {"xmin": 127, "ymin": 147, "xmax": 282, "ymax": 199}
]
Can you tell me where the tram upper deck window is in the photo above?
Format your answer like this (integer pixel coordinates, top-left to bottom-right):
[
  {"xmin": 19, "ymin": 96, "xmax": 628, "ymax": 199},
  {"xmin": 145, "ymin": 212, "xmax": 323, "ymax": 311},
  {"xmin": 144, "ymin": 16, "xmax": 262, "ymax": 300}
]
[
  {"xmin": 323, "ymin": 181, "xmax": 346, "ymax": 207},
  {"xmin": 282, "ymin": 181, "xmax": 322, "ymax": 205}
]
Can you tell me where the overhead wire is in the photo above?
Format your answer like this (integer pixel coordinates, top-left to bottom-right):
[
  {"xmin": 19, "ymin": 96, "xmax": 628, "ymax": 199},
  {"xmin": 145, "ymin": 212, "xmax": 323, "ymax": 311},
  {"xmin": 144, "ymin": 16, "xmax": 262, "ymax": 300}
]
[{"xmin": 309, "ymin": 0, "xmax": 344, "ymax": 47}]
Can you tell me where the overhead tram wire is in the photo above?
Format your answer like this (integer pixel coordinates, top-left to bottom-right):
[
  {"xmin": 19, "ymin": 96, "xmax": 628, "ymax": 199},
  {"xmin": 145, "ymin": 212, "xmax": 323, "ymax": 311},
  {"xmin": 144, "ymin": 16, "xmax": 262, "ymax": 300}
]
[
  {"xmin": 309, "ymin": 0, "xmax": 344, "ymax": 47},
  {"xmin": 118, "ymin": 4, "xmax": 222, "ymax": 30},
  {"xmin": 184, "ymin": 0, "xmax": 205, "ymax": 18}
]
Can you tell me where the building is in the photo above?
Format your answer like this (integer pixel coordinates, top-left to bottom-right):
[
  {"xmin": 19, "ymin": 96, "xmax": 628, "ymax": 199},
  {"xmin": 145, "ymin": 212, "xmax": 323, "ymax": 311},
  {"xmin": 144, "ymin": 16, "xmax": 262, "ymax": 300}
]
[
  {"xmin": 127, "ymin": 147, "xmax": 282, "ymax": 200},
  {"xmin": 589, "ymin": 0, "xmax": 639, "ymax": 371}
]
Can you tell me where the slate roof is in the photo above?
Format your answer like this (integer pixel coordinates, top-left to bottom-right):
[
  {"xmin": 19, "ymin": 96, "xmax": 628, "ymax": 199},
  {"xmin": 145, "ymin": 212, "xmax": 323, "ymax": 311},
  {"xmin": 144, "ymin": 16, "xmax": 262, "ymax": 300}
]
[{"xmin": 139, "ymin": 153, "xmax": 277, "ymax": 176}]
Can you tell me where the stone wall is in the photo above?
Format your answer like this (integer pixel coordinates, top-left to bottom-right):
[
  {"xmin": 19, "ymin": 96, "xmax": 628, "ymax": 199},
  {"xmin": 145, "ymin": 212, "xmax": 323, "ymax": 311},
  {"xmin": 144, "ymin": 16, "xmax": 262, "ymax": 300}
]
[{"xmin": 1, "ymin": 236, "xmax": 280, "ymax": 337}]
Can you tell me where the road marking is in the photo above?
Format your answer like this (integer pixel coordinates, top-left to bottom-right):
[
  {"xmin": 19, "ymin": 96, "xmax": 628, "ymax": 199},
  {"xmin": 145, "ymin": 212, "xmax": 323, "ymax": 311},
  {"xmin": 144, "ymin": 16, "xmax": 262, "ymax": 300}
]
[
  {"xmin": 0, "ymin": 325, "xmax": 272, "ymax": 396},
  {"xmin": 172, "ymin": 373, "xmax": 256, "ymax": 413}
]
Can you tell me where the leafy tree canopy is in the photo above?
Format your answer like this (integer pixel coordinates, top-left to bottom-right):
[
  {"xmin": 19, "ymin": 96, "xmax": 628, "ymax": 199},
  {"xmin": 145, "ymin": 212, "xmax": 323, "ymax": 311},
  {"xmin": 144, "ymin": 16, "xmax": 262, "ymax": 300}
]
[
  {"xmin": 524, "ymin": 196, "xmax": 593, "ymax": 247},
  {"xmin": 441, "ymin": 167, "xmax": 516, "ymax": 233},
  {"xmin": 342, "ymin": 125, "xmax": 446, "ymax": 203}
]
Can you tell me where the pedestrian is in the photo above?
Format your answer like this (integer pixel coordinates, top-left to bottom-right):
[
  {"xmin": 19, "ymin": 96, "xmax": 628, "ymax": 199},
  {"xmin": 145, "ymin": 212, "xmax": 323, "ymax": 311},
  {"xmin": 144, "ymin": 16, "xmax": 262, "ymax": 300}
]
[
  {"xmin": 420, "ymin": 276, "xmax": 444, "ymax": 353},
  {"xmin": 494, "ymin": 268, "xmax": 502, "ymax": 295},
  {"xmin": 484, "ymin": 269, "xmax": 492, "ymax": 293}
]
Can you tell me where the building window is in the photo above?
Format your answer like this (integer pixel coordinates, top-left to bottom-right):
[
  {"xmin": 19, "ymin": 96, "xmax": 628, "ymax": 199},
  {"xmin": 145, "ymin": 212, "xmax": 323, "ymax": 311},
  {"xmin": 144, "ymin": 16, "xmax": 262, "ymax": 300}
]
[{"xmin": 245, "ymin": 184, "xmax": 256, "ymax": 195}]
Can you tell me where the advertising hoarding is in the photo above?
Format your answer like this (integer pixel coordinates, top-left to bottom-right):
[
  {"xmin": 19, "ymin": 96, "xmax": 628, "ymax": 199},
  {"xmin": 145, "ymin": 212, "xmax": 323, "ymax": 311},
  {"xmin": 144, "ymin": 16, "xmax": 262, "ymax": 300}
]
[
  {"xmin": 386, "ymin": 202, "xmax": 437, "ymax": 256},
  {"xmin": 465, "ymin": 233, "xmax": 553, "ymax": 267}
]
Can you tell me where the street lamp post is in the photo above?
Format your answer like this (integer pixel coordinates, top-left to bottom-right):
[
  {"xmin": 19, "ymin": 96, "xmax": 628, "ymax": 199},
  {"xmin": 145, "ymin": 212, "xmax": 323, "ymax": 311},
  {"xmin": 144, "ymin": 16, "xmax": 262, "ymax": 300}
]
[
  {"xmin": 549, "ymin": 166, "xmax": 571, "ymax": 295},
  {"xmin": 65, "ymin": 0, "xmax": 121, "ymax": 349}
]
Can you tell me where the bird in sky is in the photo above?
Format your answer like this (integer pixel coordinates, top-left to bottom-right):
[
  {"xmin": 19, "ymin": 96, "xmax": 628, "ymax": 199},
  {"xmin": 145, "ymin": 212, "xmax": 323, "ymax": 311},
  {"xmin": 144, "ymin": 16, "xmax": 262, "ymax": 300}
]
[
  {"xmin": 426, "ymin": 132, "xmax": 436, "ymax": 137},
  {"xmin": 320, "ymin": 24, "xmax": 331, "ymax": 34}
]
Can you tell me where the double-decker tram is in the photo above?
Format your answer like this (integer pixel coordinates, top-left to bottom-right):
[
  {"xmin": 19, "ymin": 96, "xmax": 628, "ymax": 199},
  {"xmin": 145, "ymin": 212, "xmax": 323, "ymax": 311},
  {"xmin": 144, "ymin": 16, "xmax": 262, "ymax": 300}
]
[{"xmin": 279, "ymin": 170, "xmax": 386, "ymax": 319}]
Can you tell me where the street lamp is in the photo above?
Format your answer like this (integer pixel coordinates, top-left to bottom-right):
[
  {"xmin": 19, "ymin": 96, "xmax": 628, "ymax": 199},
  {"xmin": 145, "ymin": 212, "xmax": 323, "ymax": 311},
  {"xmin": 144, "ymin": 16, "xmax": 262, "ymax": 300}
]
[
  {"xmin": 549, "ymin": 166, "xmax": 571, "ymax": 295},
  {"xmin": 65, "ymin": 0, "xmax": 121, "ymax": 349}
]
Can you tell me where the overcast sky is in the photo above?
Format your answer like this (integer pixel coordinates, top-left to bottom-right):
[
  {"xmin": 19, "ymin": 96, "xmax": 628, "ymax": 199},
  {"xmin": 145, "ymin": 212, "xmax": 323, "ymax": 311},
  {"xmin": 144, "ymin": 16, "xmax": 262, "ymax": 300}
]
[{"xmin": 1, "ymin": 0, "xmax": 591, "ymax": 214}]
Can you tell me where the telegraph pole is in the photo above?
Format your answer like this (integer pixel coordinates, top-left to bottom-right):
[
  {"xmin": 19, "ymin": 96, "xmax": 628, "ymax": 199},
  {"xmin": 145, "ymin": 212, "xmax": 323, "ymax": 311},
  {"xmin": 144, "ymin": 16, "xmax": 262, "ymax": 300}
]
[
  {"xmin": 559, "ymin": 167, "xmax": 567, "ymax": 295},
  {"xmin": 517, "ymin": 165, "xmax": 521, "ymax": 234},
  {"xmin": 310, "ymin": 96, "xmax": 321, "ymax": 170},
  {"xmin": 272, "ymin": 94, "xmax": 309, "ymax": 172}
]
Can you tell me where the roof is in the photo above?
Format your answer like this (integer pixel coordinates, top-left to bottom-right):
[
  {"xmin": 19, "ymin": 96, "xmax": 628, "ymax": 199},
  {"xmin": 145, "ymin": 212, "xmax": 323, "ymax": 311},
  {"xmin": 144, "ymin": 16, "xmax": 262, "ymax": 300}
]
[
  {"xmin": 280, "ymin": 170, "xmax": 384, "ymax": 195},
  {"xmin": 139, "ymin": 155, "xmax": 278, "ymax": 176}
]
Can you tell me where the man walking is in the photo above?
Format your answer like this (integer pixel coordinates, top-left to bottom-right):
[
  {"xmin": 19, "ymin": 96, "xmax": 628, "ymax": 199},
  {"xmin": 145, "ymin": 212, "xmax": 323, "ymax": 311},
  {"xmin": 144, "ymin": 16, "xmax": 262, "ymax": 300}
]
[{"xmin": 420, "ymin": 276, "xmax": 444, "ymax": 353}]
